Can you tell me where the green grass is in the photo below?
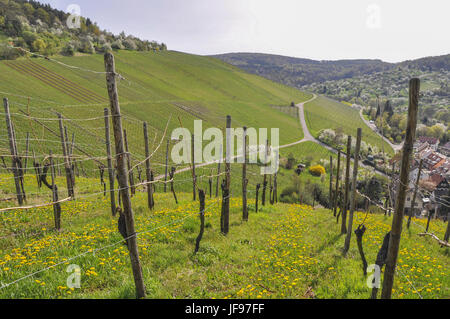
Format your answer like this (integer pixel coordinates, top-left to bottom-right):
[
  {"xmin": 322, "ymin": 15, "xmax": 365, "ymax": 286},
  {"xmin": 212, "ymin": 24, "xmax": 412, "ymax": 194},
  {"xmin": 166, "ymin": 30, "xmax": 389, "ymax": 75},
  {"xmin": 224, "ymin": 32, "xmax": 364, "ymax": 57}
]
[
  {"xmin": 0, "ymin": 174, "xmax": 448, "ymax": 299},
  {"xmin": 0, "ymin": 51, "xmax": 312, "ymax": 175},
  {"xmin": 304, "ymin": 96, "xmax": 394, "ymax": 155}
]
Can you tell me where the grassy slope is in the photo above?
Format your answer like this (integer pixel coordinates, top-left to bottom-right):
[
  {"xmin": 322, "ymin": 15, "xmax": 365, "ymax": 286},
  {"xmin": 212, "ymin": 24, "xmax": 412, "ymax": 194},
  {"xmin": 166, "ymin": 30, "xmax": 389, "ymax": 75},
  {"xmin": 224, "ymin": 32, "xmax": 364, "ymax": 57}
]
[
  {"xmin": 0, "ymin": 51, "xmax": 313, "ymax": 171},
  {"xmin": 305, "ymin": 96, "xmax": 394, "ymax": 155},
  {"xmin": 0, "ymin": 177, "xmax": 448, "ymax": 299}
]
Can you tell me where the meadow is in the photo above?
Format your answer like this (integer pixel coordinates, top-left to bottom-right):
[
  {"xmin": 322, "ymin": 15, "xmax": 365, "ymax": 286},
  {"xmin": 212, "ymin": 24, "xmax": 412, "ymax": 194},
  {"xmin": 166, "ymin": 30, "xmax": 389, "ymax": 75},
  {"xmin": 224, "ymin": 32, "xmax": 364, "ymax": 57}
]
[{"xmin": 0, "ymin": 173, "xmax": 448, "ymax": 299}]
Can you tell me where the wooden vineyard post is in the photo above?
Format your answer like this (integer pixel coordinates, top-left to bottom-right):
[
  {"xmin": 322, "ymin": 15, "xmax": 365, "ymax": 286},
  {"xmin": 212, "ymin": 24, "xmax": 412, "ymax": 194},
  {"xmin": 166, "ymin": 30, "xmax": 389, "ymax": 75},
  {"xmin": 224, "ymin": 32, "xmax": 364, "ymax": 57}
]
[
  {"xmin": 407, "ymin": 159, "xmax": 423, "ymax": 229},
  {"xmin": 355, "ymin": 224, "xmax": 368, "ymax": 276},
  {"xmin": 255, "ymin": 184, "xmax": 261, "ymax": 213},
  {"xmin": 444, "ymin": 212, "xmax": 450, "ymax": 242},
  {"xmin": 169, "ymin": 167, "xmax": 178, "ymax": 205},
  {"xmin": 381, "ymin": 78, "xmax": 420, "ymax": 299},
  {"xmin": 3, "ymin": 98, "xmax": 25, "ymax": 205},
  {"xmin": 57, "ymin": 113, "xmax": 74, "ymax": 199},
  {"xmin": 49, "ymin": 151, "xmax": 61, "ymax": 231},
  {"xmin": 209, "ymin": 177, "xmax": 212, "ymax": 198},
  {"xmin": 334, "ymin": 151, "xmax": 341, "ymax": 216},
  {"xmin": 64, "ymin": 126, "xmax": 75, "ymax": 187},
  {"xmin": 242, "ymin": 127, "xmax": 249, "ymax": 221},
  {"xmin": 123, "ymin": 129, "xmax": 135, "ymax": 196},
  {"xmin": 164, "ymin": 138, "xmax": 170, "ymax": 193},
  {"xmin": 194, "ymin": 189, "xmax": 206, "ymax": 254},
  {"xmin": 192, "ymin": 133, "xmax": 197, "ymax": 201},
  {"xmin": 329, "ymin": 155, "xmax": 333, "ymax": 211},
  {"xmin": 426, "ymin": 208, "xmax": 435, "ymax": 233},
  {"xmin": 143, "ymin": 122, "xmax": 154, "ymax": 210},
  {"xmin": 32, "ymin": 150, "xmax": 42, "ymax": 189},
  {"xmin": 341, "ymin": 136, "xmax": 352, "ymax": 235},
  {"xmin": 104, "ymin": 52, "xmax": 146, "ymax": 299},
  {"xmin": 104, "ymin": 108, "xmax": 117, "ymax": 216},
  {"xmin": 344, "ymin": 128, "xmax": 362, "ymax": 255},
  {"xmin": 262, "ymin": 139, "xmax": 269, "ymax": 206},
  {"xmin": 223, "ymin": 115, "xmax": 232, "ymax": 235}
]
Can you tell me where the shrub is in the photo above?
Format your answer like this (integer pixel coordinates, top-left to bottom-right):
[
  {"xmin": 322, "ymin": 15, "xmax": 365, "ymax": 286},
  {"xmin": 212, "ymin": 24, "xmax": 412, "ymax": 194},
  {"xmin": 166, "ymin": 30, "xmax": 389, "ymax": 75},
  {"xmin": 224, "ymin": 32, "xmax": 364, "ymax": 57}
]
[
  {"xmin": 61, "ymin": 43, "xmax": 75, "ymax": 56},
  {"xmin": 111, "ymin": 40, "xmax": 124, "ymax": 50},
  {"xmin": 309, "ymin": 165, "xmax": 326, "ymax": 177}
]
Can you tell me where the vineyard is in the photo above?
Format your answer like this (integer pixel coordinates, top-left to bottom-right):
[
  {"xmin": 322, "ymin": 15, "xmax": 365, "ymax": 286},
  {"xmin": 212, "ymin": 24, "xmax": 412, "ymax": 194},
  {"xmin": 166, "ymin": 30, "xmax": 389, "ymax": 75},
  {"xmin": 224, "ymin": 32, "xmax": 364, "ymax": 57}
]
[{"xmin": 0, "ymin": 50, "xmax": 448, "ymax": 300}]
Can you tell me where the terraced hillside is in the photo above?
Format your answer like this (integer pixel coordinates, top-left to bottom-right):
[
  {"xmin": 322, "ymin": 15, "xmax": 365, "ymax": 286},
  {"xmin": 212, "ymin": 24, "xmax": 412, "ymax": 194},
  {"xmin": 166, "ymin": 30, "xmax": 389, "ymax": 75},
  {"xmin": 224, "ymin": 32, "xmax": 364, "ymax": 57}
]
[
  {"xmin": 0, "ymin": 51, "xmax": 312, "ymax": 177},
  {"xmin": 4, "ymin": 60, "xmax": 107, "ymax": 103}
]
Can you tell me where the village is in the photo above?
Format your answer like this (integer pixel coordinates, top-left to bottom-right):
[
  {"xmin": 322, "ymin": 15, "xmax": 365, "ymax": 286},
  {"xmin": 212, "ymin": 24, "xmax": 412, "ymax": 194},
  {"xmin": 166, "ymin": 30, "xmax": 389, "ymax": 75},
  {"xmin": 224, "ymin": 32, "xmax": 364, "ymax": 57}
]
[{"xmin": 392, "ymin": 136, "xmax": 450, "ymax": 220}]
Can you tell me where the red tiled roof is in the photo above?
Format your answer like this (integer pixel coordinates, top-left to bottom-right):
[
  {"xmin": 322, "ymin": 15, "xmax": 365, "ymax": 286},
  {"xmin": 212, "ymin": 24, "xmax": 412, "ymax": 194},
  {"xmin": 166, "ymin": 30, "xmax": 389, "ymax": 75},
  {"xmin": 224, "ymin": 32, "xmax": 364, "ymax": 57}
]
[{"xmin": 418, "ymin": 136, "xmax": 439, "ymax": 145}]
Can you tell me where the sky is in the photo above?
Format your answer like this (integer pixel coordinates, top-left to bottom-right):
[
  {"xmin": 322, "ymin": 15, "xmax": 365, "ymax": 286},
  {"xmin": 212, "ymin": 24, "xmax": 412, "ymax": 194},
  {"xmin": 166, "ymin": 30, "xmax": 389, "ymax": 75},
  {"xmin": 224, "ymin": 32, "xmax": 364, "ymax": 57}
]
[{"xmin": 42, "ymin": 0, "xmax": 450, "ymax": 63}]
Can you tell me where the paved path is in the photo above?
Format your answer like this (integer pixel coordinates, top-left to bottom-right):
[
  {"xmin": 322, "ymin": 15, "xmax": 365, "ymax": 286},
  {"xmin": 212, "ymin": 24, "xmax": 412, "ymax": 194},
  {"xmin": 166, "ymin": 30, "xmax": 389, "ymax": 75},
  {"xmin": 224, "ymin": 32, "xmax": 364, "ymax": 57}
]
[{"xmin": 156, "ymin": 93, "xmax": 388, "ymax": 181}]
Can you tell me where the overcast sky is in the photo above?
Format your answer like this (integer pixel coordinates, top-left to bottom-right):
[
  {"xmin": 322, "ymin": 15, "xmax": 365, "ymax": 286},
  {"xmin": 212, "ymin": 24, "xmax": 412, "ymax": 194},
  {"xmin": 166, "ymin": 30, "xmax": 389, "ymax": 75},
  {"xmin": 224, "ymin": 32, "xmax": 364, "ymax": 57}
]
[{"xmin": 43, "ymin": 0, "xmax": 449, "ymax": 63}]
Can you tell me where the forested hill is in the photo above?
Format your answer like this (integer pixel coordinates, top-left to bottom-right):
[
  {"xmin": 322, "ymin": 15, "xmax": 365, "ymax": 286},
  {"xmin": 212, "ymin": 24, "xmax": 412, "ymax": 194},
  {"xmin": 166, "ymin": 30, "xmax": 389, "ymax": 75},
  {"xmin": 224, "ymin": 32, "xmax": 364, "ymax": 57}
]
[
  {"xmin": 213, "ymin": 52, "xmax": 450, "ymax": 87},
  {"xmin": 0, "ymin": 0, "xmax": 167, "ymax": 60}
]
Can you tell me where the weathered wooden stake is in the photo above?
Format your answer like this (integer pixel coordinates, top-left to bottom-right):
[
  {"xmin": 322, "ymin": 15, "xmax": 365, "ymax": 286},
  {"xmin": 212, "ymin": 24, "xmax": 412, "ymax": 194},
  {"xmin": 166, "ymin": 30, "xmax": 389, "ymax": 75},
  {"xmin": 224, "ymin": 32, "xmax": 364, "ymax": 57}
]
[
  {"xmin": 341, "ymin": 136, "xmax": 352, "ymax": 235},
  {"xmin": 208, "ymin": 177, "xmax": 212, "ymax": 198},
  {"xmin": 49, "ymin": 151, "xmax": 61, "ymax": 231},
  {"xmin": 104, "ymin": 108, "xmax": 116, "ymax": 216},
  {"xmin": 194, "ymin": 189, "xmax": 206, "ymax": 254},
  {"xmin": 143, "ymin": 122, "xmax": 154, "ymax": 210},
  {"xmin": 223, "ymin": 116, "xmax": 232, "ymax": 235},
  {"xmin": 444, "ymin": 212, "xmax": 450, "ymax": 242},
  {"xmin": 344, "ymin": 128, "xmax": 362, "ymax": 255},
  {"xmin": 105, "ymin": 52, "xmax": 146, "ymax": 299},
  {"xmin": 57, "ymin": 113, "xmax": 74, "ymax": 199},
  {"xmin": 242, "ymin": 127, "xmax": 249, "ymax": 221},
  {"xmin": 407, "ymin": 159, "xmax": 423, "ymax": 229},
  {"xmin": 334, "ymin": 151, "xmax": 341, "ymax": 216},
  {"xmin": 426, "ymin": 208, "xmax": 435, "ymax": 233},
  {"xmin": 123, "ymin": 129, "xmax": 136, "ymax": 196},
  {"xmin": 355, "ymin": 224, "xmax": 368, "ymax": 276},
  {"xmin": 256, "ymin": 184, "xmax": 261, "ymax": 213},
  {"xmin": 329, "ymin": 155, "xmax": 333, "ymax": 211},
  {"xmin": 262, "ymin": 139, "xmax": 269, "ymax": 206},
  {"xmin": 169, "ymin": 167, "xmax": 178, "ymax": 204},
  {"xmin": 192, "ymin": 133, "xmax": 197, "ymax": 201},
  {"xmin": 32, "ymin": 149, "xmax": 42, "ymax": 189},
  {"xmin": 381, "ymin": 78, "xmax": 420, "ymax": 299},
  {"xmin": 3, "ymin": 98, "xmax": 24, "ymax": 205}
]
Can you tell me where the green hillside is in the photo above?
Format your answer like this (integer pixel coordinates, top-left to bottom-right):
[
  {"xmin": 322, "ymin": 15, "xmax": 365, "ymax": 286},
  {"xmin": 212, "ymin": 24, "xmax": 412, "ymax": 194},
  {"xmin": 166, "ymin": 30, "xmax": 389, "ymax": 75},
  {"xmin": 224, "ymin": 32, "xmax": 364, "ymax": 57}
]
[
  {"xmin": 0, "ymin": 50, "xmax": 312, "ymax": 170},
  {"xmin": 304, "ymin": 95, "xmax": 394, "ymax": 155}
]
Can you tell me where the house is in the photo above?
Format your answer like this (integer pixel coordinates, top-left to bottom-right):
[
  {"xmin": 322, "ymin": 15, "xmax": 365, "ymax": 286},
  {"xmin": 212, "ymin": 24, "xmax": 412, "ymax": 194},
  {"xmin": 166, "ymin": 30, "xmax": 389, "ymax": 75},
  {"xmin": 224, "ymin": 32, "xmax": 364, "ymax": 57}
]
[
  {"xmin": 423, "ymin": 152, "xmax": 446, "ymax": 170},
  {"xmin": 405, "ymin": 190, "xmax": 425, "ymax": 217},
  {"xmin": 414, "ymin": 141, "xmax": 430, "ymax": 154},
  {"xmin": 440, "ymin": 142, "xmax": 450, "ymax": 156},
  {"xmin": 418, "ymin": 137, "xmax": 440, "ymax": 151},
  {"xmin": 434, "ymin": 178, "xmax": 450, "ymax": 218}
]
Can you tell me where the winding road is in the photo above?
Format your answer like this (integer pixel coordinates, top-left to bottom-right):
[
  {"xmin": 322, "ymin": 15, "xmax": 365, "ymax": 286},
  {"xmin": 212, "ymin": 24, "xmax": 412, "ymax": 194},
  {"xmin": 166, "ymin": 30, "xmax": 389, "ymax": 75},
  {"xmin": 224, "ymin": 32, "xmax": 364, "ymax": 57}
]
[{"xmin": 155, "ymin": 93, "xmax": 391, "ymax": 181}]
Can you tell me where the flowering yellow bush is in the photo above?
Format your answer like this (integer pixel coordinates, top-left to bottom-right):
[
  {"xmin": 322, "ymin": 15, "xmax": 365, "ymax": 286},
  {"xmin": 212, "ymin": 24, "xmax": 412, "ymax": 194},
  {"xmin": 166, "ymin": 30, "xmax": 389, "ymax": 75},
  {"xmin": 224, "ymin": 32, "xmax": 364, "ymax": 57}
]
[{"xmin": 309, "ymin": 165, "xmax": 326, "ymax": 176}]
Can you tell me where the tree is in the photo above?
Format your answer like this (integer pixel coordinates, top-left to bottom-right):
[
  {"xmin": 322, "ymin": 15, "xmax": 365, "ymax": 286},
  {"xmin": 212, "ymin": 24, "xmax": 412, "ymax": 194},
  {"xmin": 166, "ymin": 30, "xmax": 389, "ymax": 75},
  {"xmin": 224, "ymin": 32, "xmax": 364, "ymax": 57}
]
[
  {"xmin": 430, "ymin": 124, "xmax": 445, "ymax": 140},
  {"xmin": 32, "ymin": 38, "xmax": 47, "ymax": 54}
]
